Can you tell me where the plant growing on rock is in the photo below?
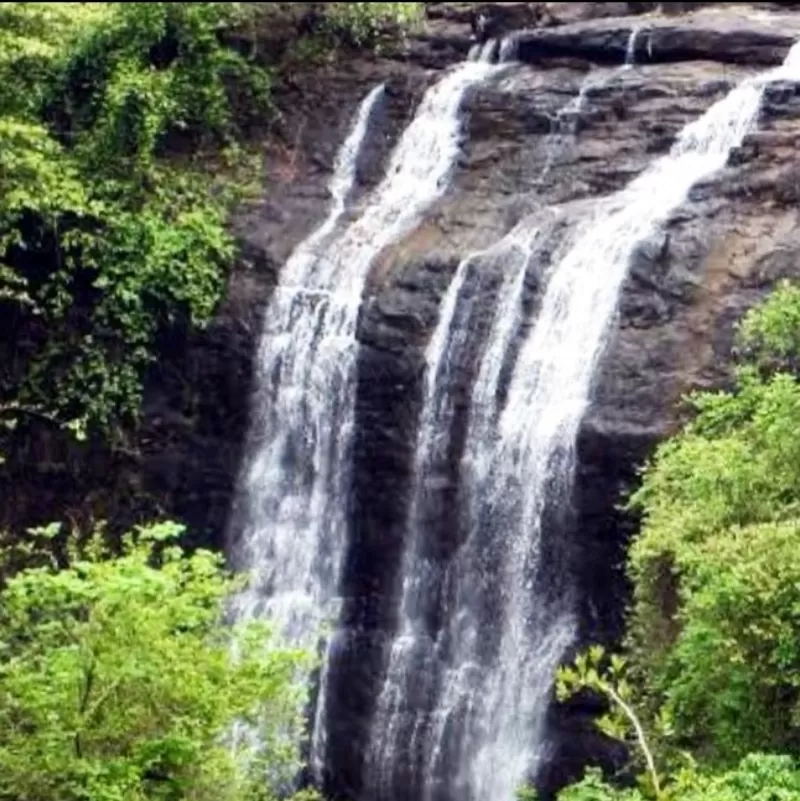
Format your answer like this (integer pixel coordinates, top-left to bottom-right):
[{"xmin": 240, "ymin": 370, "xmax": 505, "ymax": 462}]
[
  {"xmin": 553, "ymin": 648, "xmax": 800, "ymax": 801},
  {"xmin": 556, "ymin": 646, "xmax": 665, "ymax": 799}
]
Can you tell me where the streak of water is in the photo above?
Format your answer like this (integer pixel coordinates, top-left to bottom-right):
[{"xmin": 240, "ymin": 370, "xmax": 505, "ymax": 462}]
[{"xmin": 228, "ymin": 54, "xmax": 508, "ymax": 782}]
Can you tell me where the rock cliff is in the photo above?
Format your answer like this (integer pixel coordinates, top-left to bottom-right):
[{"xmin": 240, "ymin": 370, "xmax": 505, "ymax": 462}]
[{"xmin": 194, "ymin": 4, "xmax": 800, "ymax": 796}]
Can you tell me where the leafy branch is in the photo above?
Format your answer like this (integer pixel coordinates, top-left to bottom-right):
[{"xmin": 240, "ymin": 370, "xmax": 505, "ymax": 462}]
[{"xmin": 557, "ymin": 646, "xmax": 665, "ymax": 799}]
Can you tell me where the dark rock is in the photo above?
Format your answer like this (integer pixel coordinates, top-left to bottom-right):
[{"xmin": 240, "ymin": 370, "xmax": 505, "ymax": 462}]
[{"xmin": 515, "ymin": 18, "xmax": 799, "ymax": 67}]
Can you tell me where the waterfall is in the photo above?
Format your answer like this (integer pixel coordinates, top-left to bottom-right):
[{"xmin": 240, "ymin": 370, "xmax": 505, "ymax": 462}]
[
  {"xmin": 367, "ymin": 38, "xmax": 800, "ymax": 801},
  {"xmin": 366, "ymin": 26, "xmax": 641, "ymax": 800},
  {"xmin": 539, "ymin": 27, "xmax": 640, "ymax": 185},
  {"xmin": 229, "ymin": 83, "xmax": 384, "ymax": 635},
  {"xmin": 625, "ymin": 26, "xmax": 641, "ymax": 67},
  {"xmin": 469, "ymin": 35, "xmax": 515, "ymax": 63},
  {"xmin": 448, "ymin": 39, "xmax": 800, "ymax": 801},
  {"xmin": 364, "ymin": 219, "xmax": 543, "ymax": 801},
  {"xmin": 228, "ymin": 50, "xmax": 509, "ymax": 782}
]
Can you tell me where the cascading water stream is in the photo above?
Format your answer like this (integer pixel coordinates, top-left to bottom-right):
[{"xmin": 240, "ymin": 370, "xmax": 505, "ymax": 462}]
[
  {"xmin": 226, "ymin": 82, "xmax": 383, "ymax": 771},
  {"xmin": 538, "ymin": 27, "xmax": 640, "ymax": 184},
  {"xmin": 364, "ymin": 219, "xmax": 543, "ymax": 801},
  {"xmin": 367, "ymin": 37, "xmax": 800, "ymax": 801},
  {"xmin": 625, "ymin": 26, "xmax": 642, "ymax": 66},
  {"xmin": 228, "ymin": 44, "xmax": 509, "ymax": 781},
  {"xmin": 228, "ymin": 82, "xmax": 384, "ymax": 635}
]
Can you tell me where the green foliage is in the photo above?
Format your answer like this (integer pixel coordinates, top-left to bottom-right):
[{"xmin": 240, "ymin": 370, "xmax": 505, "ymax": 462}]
[
  {"xmin": 554, "ymin": 650, "xmax": 800, "ymax": 801},
  {"xmin": 0, "ymin": 2, "xmax": 422, "ymax": 445},
  {"xmin": 625, "ymin": 278, "xmax": 800, "ymax": 763},
  {"xmin": 663, "ymin": 520, "xmax": 800, "ymax": 757},
  {"xmin": 557, "ymin": 646, "xmax": 664, "ymax": 798},
  {"xmin": 0, "ymin": 520, "xmax": 313, "ymax": 801},
  {"xmin": 738, "ymin": 280, "xmax": 800, "ymax": 368},
  {"xmin": 557, "ymin": 769, "xmax": 641, "ymax": 801},
  {"xmin": 557, "ymin": 647, "xmax": 640, "ymax": 744},
  {"xmin": 0, "ymin": 3, "xmax": 271, "ymax": 440},
  {"xmin": 324, "ymin": 2, "xmax": 422, "ymax": 45},
  {"xmin": 627, "ymin": 368, "xmax": 800, "ymax": 760},
  {"xmin": 557, "ymin": 755, "xmax": 800, "ymax": 801},
  {"xmin": 516, "ymin": 785, "xmax": 541, "ymax": 801}
]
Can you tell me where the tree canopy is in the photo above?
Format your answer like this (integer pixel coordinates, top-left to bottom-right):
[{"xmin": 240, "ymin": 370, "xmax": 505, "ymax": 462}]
[
  {"xmin": 0, "ymin": 521, "xmax": 313, "ymax": 801},
  {"xmin": 549, "ymin": 282, "xmax": 800, "ymax": 799}
]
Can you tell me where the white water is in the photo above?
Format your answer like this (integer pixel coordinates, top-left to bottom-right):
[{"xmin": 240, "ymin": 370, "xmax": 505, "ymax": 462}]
[
  {"xmin": 227, "ymin": 82, "xmax": 383, "ymax": 770},
  {"xmin": 625, "ymin": 26, "xmax": 641, "ymax": 66},
  {"xmin": 367, "ymin": 38, "xmax": 800, "ymax": 801},
  {"xmin": 229, "ymin": 52, "xmax": 506, "ymax": 780},
  {"xmin": 364, "ymin": 220, "xmax": 540, "ymax": 800},
  {"xmin": 229, "ymin": 83, "xmax": 384, "ymax": 636}
]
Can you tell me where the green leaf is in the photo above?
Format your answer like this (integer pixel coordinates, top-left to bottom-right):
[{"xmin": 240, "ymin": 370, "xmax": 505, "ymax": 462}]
[{"xmin": 0, "ymin": 520, "xmax": 315, "ymax": 800}]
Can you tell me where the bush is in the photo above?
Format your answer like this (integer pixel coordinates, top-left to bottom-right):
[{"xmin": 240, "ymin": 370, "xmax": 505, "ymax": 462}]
[
  {"xmin": 0, "ymin": 520, "xmax": 313, "ymax": 801},
  {"xmin": 553, "ymin": 648, "xmax": 800, "ymax": 801},
  {"xmin": 557, "ymin": 754, "xmax": 800, "ymax": 801},
  {"xmin": 626, "ymin": 367, "xmax": 800, "ymax": 759}
]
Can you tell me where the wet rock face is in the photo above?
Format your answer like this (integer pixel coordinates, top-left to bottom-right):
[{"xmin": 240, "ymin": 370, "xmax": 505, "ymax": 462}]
[
  {"xmin": 314, "ymin": 6, "xmax": 800, "ymax": 798},
  {"xmin": 124, "ymin": 2, "xmax": 800, "ymax": 799}
]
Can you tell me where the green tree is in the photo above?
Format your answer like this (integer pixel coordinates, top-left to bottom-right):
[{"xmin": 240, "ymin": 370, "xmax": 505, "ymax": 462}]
[
  {"xmin": 624, "ymin": 282, "xmax": 800, "ymax": 761},
  {"xmin": 324, "ymin": 2, "xmax": 422, "ymax": 44},
  {"xmin": 737, "ymin": 279, "xmax": 800, "ymax": 369},
  {"xmin": 0, "ymin": 3, "xmax": 269, "ymax": 439},
  {"xmin": 0, "ymin": 521, "xmax": 313, "ymax": 801},
  {"xmin": 662, "ymin": 520, "xmax": 800, "ymax": 758},
  {"xmin": 556, "ymin": 646, "xmax": 664, "ymax": 798},
  {"xmin": 627, "ymin": 371, "xmax": 800, "ymax": 759},
  {"xmin": 557, "ymin": 755, "xmax": 800, "ymax": 801}
]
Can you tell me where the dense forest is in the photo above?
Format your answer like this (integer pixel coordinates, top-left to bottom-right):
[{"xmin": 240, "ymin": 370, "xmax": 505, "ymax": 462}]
[{"xmin": 1, "ymin": 2, "xmax": 800, "ymax": 801}]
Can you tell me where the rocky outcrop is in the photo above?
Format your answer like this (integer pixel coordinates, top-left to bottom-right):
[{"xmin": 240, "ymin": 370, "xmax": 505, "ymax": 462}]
[{"xmin": 514, "ymin": 12, "xmax": 800, "ymax": 66}]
